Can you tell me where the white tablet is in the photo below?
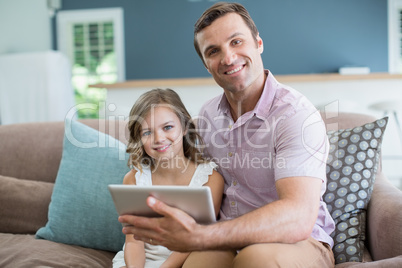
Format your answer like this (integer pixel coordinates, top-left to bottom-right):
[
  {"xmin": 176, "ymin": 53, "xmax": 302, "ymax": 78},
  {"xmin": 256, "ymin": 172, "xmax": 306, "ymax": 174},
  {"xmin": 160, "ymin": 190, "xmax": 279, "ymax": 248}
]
[{"xmin": 108, "ymin": 185, "xmax": 216, "ymax": 224}]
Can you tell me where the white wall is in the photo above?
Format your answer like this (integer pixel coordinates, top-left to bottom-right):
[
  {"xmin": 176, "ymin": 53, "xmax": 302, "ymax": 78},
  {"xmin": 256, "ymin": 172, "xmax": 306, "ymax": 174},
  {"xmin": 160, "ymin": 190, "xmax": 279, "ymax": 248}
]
[{"xmin": 0, "ymin": 0, "xmax": 51, "ymax": 54}]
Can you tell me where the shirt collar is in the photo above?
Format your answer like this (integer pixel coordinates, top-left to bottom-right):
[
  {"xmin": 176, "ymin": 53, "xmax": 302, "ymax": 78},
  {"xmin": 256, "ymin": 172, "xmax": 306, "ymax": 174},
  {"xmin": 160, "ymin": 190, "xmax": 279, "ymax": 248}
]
[
  {"xmin": 217, "ymin": 70, "xmax": 278, "ymax": 119},
  {"xmin": 254, "ymin": 70, "xmax": 278, "ymax": 119},
  {"xmin": 217, "ymin": 91, "xmax": 231, "ymax": 115}
]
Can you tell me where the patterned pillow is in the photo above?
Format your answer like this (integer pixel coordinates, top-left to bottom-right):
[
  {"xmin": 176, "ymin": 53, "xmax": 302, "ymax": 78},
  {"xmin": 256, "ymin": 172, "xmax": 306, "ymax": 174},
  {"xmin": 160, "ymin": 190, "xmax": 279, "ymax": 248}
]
[{"xmin": 324, "ymin": 117, "xmax": 388, "ymax": 264}]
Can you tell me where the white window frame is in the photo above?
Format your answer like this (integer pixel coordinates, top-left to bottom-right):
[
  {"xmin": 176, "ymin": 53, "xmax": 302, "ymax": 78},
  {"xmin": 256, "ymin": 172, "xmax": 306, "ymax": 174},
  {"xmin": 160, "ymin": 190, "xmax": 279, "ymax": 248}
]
[
  {"xmin": 388, "ymin": 0, "xmax": 402, "ymax": 73},
  {"xmin": 56, "ymin": 7, "xmax": 125, "ymax": 81}
]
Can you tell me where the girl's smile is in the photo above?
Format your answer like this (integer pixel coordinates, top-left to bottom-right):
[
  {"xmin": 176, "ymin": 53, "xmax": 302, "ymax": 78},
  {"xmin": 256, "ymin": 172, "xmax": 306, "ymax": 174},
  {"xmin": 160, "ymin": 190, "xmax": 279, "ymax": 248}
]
[{"xmin": 154, "ymin": 144, "xmax": 171, "ymax": 152}]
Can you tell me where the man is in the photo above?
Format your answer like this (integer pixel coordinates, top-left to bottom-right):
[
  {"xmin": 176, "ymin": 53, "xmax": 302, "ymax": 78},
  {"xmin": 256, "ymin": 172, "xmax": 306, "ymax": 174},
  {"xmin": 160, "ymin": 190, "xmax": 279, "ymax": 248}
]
[{"xmin": 119, "ymin": 2, "xmax": 335, "ymax": 267}]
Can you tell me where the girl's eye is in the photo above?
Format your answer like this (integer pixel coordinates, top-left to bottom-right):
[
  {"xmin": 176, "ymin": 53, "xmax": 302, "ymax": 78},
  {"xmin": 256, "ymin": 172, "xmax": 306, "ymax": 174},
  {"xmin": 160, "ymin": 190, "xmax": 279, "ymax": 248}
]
[
  {"xmin": 164, "ymin": 125, "xmax": 173, "ymax": 131},
  {"xmin": 142, "ymin": 131, "xmax": 151, "ymax": 136}
]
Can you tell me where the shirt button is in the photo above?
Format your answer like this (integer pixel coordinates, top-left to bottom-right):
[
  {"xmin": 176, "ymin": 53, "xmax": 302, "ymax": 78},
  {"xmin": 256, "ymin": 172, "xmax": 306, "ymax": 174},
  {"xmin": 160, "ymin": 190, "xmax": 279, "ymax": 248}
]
[
  {"xmin": 228, "ymin": 152, "xmax": 233, "ymax": 157},
  {"xmin": 231, "ymin": 201, "xmax": 236, "ymax": 206},
  {"xmin": 228, "ymin": 125, "xmax": 232, "ymax": 129},
  {"xmin": 233, "ymin": 181, "xmax": 237, "ymax": 186}
]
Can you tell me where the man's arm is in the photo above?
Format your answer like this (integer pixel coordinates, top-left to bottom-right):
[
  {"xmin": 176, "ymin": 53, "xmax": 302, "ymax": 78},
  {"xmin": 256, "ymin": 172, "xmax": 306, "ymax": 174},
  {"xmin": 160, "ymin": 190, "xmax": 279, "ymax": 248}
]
[{"xmin": 119, "ymin": 175, "xmax": 322, "ymax": 252}]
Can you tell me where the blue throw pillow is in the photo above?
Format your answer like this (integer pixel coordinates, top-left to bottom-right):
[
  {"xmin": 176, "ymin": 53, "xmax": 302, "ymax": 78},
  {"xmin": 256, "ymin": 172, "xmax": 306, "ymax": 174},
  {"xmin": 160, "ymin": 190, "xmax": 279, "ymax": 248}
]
[{"xmin": 36, "ymin": 120, "xmax": 129, "ymax": 252}]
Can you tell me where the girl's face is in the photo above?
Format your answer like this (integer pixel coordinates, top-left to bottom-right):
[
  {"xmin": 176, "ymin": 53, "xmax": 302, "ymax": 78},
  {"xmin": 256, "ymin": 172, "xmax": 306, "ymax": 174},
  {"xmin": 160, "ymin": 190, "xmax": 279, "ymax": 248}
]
[{"xmin": 140, "ymin": 106, "xmax": 186, "ymax": 162}]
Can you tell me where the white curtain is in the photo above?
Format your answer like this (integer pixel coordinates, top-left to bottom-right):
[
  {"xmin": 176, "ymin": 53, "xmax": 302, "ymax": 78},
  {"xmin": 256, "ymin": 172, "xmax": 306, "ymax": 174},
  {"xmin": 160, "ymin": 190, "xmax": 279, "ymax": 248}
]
[{"xmin": 0, "ymin": 51, "xmax": 75, "ymax": 125}]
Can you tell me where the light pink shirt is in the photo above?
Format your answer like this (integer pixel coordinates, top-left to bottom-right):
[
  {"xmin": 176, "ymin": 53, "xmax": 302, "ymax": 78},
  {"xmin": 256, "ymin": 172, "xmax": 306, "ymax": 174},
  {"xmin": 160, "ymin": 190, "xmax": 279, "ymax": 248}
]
[{"xmin": 197, "ymin": 70, "xmax": 335, "ymax": 247}]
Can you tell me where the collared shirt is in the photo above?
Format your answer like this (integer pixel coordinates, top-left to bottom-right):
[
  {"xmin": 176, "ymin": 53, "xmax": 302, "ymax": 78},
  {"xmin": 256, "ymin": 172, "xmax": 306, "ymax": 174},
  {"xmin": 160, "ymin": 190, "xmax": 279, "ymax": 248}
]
[{"xmin": 197, "ymin": 70, "xmax": 335, "ymax": 247}]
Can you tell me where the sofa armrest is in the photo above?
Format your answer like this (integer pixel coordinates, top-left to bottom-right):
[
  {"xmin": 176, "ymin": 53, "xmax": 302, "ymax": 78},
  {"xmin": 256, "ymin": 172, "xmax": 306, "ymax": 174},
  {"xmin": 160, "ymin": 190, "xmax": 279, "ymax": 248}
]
[{"xmin": 367, "ymin": 172, "xmax": 402, "ymax": 261}]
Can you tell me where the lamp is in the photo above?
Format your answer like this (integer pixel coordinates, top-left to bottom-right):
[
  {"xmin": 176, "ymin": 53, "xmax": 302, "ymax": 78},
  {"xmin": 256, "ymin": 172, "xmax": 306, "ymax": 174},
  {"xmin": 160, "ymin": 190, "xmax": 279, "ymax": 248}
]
[{"xmin": 48, "ymin": 0, "xmax": 61, "ymax": 18}]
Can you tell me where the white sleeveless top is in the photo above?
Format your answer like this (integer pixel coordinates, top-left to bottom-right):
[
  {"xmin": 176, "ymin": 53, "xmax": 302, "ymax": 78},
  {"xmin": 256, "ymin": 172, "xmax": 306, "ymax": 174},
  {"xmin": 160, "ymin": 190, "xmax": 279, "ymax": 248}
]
[{"xmin": 112, "ymin": 161, "xmax": 218, "ymax": 268}]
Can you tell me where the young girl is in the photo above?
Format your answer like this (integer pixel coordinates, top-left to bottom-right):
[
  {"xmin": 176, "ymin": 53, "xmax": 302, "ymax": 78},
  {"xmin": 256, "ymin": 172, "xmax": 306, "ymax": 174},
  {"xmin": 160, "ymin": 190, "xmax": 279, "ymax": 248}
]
[{"xmin": 112, "ymin": 88, "xmax": 224, "ymax": 268}]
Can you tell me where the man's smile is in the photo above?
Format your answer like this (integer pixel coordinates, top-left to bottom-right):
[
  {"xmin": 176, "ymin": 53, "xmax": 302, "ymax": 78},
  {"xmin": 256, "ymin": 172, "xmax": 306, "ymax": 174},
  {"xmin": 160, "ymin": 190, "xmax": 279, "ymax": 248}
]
[{"xmin": 225, "ymin": 65, "xmax": 244, "ymax": 75}]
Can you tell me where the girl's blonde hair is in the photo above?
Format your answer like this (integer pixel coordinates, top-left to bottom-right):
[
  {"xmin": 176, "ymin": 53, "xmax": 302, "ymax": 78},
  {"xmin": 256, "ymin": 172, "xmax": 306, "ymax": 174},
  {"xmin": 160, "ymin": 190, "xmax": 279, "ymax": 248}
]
[{"xmin": 126, "ymin": 88, "xmax": 205, "ymax": 172}]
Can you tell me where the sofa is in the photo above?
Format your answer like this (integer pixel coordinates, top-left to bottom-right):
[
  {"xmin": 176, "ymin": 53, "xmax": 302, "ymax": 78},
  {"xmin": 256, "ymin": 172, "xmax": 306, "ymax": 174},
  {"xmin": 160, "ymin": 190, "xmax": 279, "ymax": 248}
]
[{"xmin": 0, "ymin": 112, "xmax": 401, "ymax": 267}]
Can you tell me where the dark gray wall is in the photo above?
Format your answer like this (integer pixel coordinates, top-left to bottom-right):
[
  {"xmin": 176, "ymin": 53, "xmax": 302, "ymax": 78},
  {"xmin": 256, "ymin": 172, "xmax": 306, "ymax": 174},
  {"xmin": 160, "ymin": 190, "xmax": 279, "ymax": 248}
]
[{"xmin": 54, "ymin": 0, "xmax": 388, "ymax": 79}]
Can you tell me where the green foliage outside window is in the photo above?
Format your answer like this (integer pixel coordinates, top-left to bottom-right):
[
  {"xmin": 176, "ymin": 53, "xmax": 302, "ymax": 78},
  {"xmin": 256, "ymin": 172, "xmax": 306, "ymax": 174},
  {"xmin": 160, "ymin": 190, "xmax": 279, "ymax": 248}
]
[{"xmin": 71, "ymin": 22, "xmax": 116, "ymax": 118}]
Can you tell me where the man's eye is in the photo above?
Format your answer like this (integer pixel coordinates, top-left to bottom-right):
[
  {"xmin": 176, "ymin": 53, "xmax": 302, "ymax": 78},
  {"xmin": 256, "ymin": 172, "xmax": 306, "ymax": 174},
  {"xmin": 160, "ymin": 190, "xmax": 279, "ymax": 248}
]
[
  {"xmin": 232, "ymin": 39, "xmax": 242, "ymax": 46},
  {"xmin": 208, "ymin": 48, "xmax": 218, "ymax": 56}
]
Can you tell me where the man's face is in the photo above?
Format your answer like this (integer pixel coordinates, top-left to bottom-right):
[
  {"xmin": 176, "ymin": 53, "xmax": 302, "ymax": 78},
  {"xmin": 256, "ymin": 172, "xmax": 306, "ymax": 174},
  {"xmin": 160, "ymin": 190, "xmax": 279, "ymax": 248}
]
[{"xmin": 196, "ymin": 13, "xmax": 264, "ymax": 94}]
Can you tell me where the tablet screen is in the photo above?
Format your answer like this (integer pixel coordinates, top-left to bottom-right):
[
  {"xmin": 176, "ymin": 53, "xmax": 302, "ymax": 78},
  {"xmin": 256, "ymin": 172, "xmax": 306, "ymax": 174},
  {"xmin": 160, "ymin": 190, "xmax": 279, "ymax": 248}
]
[{"xmin": 108, "ymin": 185, "xmax": 216, "ymax": 224}]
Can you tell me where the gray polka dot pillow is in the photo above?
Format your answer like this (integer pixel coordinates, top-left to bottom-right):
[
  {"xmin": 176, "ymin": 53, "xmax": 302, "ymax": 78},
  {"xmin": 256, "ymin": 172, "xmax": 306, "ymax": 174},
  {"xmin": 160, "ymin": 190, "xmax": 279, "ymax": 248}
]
[{"xmin": 324, "ymin": 117, "xmax": 388, "ymax": 264}]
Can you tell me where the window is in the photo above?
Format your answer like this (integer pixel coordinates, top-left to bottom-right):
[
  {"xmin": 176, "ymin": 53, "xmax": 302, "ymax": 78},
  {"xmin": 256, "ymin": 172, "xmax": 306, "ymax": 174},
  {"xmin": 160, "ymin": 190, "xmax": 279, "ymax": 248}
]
[
  {"xmin": 57, "ymin": 8, "xmax": 125, "ymax": 118},
  {"xmin": 388, "ymin": 0, "xmax": 402, "ymax": 73}
]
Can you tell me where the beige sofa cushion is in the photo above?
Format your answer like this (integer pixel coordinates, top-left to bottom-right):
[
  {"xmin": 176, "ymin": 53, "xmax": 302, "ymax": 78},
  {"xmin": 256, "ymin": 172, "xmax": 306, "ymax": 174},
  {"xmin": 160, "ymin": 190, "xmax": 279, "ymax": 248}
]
[
  {"xmin": 0, "ymin": 175, "xmax": 53, "ymax": 234},
  {"xmin": 0, "ymin": 233, "xmax": 114, "ymax": 267},
  {"xmin": 0, "ymin": 122, "xmax": 65, "ymax": 183}
]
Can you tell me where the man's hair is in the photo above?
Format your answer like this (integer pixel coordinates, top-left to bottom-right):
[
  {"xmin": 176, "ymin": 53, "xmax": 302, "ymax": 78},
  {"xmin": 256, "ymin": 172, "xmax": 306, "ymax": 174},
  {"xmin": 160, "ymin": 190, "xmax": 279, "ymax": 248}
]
[{"xmin": 194, "ymin": 2, "xmax": 259, "ymax": 66}]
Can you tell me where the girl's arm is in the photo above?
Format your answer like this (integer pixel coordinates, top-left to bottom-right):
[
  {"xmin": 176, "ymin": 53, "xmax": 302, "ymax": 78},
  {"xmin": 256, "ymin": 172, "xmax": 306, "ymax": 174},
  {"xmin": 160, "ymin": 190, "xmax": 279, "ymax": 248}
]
[
  {"xmin": 159, "ymin": 168, "xmax": 224, "ymax": 267},
  {"xmin": 204, "ymin": 169, "xmax": 224, "ymax": 218},
  {"xmin": 122, "ymin": 170, "xmax": 146, "ymax": 267},
  {"xmin": 124, "ymin": 235, "xmax": 146, "ymax": 267}
]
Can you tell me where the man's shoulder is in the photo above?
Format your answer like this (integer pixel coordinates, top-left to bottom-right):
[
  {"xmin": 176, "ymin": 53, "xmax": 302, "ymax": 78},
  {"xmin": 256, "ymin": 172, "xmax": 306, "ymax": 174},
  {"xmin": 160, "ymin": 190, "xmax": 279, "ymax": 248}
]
[
  {"xmin": 271, "ymin": 81, "xmax": 316, "ymax": 118},
  {"xmin": 199, "ymin": 94, "xmax": 222, "ymax": 115}
]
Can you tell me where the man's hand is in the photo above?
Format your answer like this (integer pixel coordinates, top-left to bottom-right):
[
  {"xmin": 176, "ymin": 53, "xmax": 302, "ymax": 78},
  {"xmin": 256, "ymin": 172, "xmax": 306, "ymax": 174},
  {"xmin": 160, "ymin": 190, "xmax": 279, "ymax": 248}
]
[{"xmin": 119, "ymin": 196, "xmax": 205, "ymax": 252}]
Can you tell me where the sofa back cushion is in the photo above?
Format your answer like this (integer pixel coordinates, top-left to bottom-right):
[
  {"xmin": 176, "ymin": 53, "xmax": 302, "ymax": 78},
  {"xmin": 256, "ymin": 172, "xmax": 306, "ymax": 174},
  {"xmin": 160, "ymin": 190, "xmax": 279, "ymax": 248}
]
[
  {"xmin": 0, "ymin": 175, "xmax": 53, "ymax": 233},
  {"xmin": 0, "ymin": 122, "xmax": 65, "ymax": 183},
  {"xmin": 321, "ymin": 112, "xmax": 377, "ymax": 132},
  {"xmin": 0, "ymin": 120, "xmax": 129, "ymax": 183}
]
